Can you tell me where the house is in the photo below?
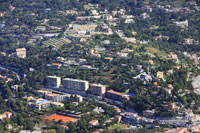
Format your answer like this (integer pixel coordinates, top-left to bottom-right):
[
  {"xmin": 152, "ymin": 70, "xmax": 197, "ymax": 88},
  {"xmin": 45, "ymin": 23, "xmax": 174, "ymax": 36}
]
[
  {"xmin": 79, "ymin": 58, "xmax": 86, "ymax": 64},
  {"xmin": 143, "ymin": 110, "xmax": 155, "ymax": 118},
  {"xmin": 35, "ymin": 26, "xmax": 46, "ymax": 31},
  {"xmin": 56, "ymin": 57, "xmax": 65, "ymax": 63},
  {"xmin": 16, "ymin": 48, "xmax": 26, "ymax": 58},
  {"xmin": 140, "ymin": 13, "xmax": 150, "ymax": 19},
  {"xmin": 0, "ymin": 112, "xmax": 12, "ymax": 120},
  {"xmin": 117, "ymin": 52, "xmax": 128, "ymax": 58},
  {"xmin": 175, "ymin": 65, "xmax": 181, "ymax": 69},
  {"xmin": 169, "ymin": 52, "xmax": 178, "ymax": 60},
  {"xmin": 80, "ymin": 65, "xmax": 93, "ymax": 69},
  {"xmin": 173, "ymin": 20, "xmax": 188, "ymax": 28},
  {"xmin": 93, "ymin": 107, "xmax": 104, "ymax": 113},
  {"xmin": 51, "ymin": 63, "xmax": 62, "ymax": 69},
  {"xmin": 115, "ymin": 108, "xmax": 121, "ymax": 113},
  {"xmin": 157, "ymin": 71, "xmax": 164, "ymax": 79},
  {"xmin": 124, "ymin": 37, "xmax": 136, "ymax": 43},
  {"xmin": 113, "ymin": 115, "xmax": 122, "ymax": 123},
  {"xmin": 125, "ymin": 19, "xmax": 134, "ymax": 24},
  {"xmin": 102, "ymin": 40, "xmax": 110, "ymax": 44},
  {"xmin": 104, "ymin": 57, "xmax": 113, "ymax": 61},
  {"xmin": 89, "ymin": 120, "xmax": 99, "ymax": 126},
  {"xmin": 184, "ymin": 38, "xmax": 195, "ymax": 45}
]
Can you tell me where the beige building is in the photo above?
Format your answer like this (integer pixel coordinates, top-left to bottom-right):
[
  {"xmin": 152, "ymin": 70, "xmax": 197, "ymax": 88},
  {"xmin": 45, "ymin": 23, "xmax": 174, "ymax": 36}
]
[
  {"xmin": 16, "ymin": 48, "xmax": 26, "ymax": 58},
  {"xmin": 35, "ymin": 90, "xmax": 52, "ymax": 96},
  {"xmin": 46, "ymin": 76, "xmax": 61, "ymax": 88},
  {"xmin": 45, "ymin": 93, "xmax": 66, "ymax": 102},
  {"xmin": 63, "ymin": 78, "xmax": 89, "ymax": 91},
  {"xmin": 90, "ymin": 84, "xmax": 106, "ymax": 96}
]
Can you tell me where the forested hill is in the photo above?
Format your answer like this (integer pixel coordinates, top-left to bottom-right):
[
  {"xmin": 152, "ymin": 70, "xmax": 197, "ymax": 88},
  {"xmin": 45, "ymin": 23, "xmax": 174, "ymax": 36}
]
[{"xmin": 1, "ymin": 0, "xmax": 199, "ymax": 11}]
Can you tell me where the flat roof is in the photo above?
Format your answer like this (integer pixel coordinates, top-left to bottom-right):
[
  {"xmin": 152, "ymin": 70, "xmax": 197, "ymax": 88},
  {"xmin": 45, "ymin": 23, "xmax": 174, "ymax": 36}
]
[{"xmin": 107, "ymin": 90, "xmax": 128, "ymax": 96}]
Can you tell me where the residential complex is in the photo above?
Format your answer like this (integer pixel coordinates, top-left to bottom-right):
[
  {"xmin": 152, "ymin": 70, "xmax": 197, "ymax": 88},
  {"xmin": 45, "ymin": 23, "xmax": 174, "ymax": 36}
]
[
  {"xmin": 45, "ymin": 93, "xmax": 67, "ymax": 102},
  {"xmin": 90, "ymin": 83, "xmax": 106, "ymax": 96},
  {"xmin": 46, "ymin": 76, "xmax": 61, "ymax": 88},
  {"xmin": 63, "ymin": 78, "xmax": 89, "ymax": 91},
  {"xmin": 106, "ymin": 90, "xmax": 130, "ymax": 101},
  {"xmin": 35, "ymin": 90, "xmax": 52, "ymax": 96}
]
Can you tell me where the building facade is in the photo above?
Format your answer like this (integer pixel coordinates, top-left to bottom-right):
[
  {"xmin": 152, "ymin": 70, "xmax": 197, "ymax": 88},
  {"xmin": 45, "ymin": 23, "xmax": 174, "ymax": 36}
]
[
  {"xmin": 45, "ymin": 93, "xmax": 66, "ymax": 102},
  {"xmin": 62, "ymin": 78, "xmax": 89, "ymax": 91},
  {"xmin": 106, "ymin": 90, "xmax": 129, "ymax": 101},
  {"xmin": 46, "ymin": 76, "xmax": 61, "ymax": 88},
  {"xmin": 90, "ymin": 84, "xmax": 106, "ymax": 96}
]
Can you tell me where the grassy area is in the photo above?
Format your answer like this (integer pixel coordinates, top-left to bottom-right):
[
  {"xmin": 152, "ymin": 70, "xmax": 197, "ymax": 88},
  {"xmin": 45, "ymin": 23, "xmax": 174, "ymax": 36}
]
[
  {"xmin": 145, "ymin": 47, "xmax": 168, "ymax": 59},
  {"xmin": 108, "ymin": 123, "xmax": 130, "ymax": 130}
]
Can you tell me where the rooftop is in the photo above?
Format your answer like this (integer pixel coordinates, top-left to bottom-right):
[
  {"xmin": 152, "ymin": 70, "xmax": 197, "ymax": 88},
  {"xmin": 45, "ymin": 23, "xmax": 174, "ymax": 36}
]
[{"xmin": 107, "ymin": 90, "xmax": 128, "ymax": 96}]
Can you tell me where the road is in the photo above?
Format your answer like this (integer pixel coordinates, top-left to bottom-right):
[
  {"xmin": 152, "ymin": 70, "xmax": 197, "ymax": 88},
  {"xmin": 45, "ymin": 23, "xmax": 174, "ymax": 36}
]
[{"xmin": 0, "ymin": 65, "xmax": 24, "ymax": 80}]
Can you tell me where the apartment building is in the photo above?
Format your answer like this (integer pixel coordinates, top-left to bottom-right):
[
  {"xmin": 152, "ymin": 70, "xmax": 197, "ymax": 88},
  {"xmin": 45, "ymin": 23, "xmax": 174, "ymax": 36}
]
[
  {"xmin": 46, "ymin": 76, "xmax": 61, "ymax": 88},
  {"xmin": 90, "ymin": 84, "xmax": 106, "ymax": 96},
  {"xmin": 16, "ymin": 48, "xmax": 26, "ymax": 58},
  {"xmin": 106, "ymin": 90, "xmax": 129, "ymax": 101},
  {"xmin": 35, "ymin": 90, "xmax": 52, "ymax": 96},
  {"xmin": 70, "ymin": 95, "xmax": 83, "ymax": 102},
  {"xmin": 45, "ymin": 93, "xmax": 66, "ymax": 102},
  {"xmin": 62, "ymin": 78, "xmax": 89, "ymax": 91}
]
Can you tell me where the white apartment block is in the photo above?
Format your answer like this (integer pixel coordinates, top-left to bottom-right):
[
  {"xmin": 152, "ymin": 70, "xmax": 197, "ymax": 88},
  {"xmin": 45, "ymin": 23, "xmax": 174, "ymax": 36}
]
[
  {"xmin": 62, "ymin": 78, "xmax": 89, "ymax": 91},
  {"xmin": 90, "ymin": 84, "xmax": 106, "ymax": 96},
  {"xmin": 46, "ymin": 76, "xmax": 61, "ymax": 88}
]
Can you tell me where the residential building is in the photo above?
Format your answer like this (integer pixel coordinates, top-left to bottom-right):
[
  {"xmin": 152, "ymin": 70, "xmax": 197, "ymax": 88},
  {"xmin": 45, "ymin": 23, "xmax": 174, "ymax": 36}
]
[
  {"xmin": 63, "ymin": 78, "xmax": 89, "ymax": 91},
  {"xmin": 70, "ymin": 95, "xmax": 83, "ymax": 102},
  {"xmin": 143, "ymin": 110, "xmax": 155, "ymax": 118},
  {"xmin": 51, "ymin": 63, "xmax": 62, "ymax": 69},
  {"xmin": 90, "ymin": 84, "xmax": 106, "ymax": 96},
  {"xmin": 140, "ymin": 13, "xmax": 150, "ymax": 19},
  {"xmin": 106, "ymin": 90, "xmax": 129, "ymax": 101},
  {"xmin": 16, "ymin": 48, "xmax": 26, "ymax": 58},
  {"xmin": 56, "ymin": 57, "xmax": 65, "ymax": 62},
  {"xmin": 50, "ymin": 102, "xmax": 64, "ymax": 108},
  {"xmin": 45, "ymin": 93, "xmax": 66, "ymax": 102},
  {"xmin": 0, "ymin": 112, "xmax": 12, "ymax": 120},
  {"xmin": 35, "ymin": 90, "xmax": 52, "ymax": 96},
  {"xmin": 113, "ymin": 115, "xmax": 122, "ymax": 123},
  {"xmin": 89, "ymin": 120, "xmax": 99, "ymax": 126},
  {"xmin": 46, "ymin": 76, "xmax": 61, "ymax": 88},
  {"xmin": 173, "ymin": 20, "xmax": 188, "ymax": 28},
  {"xmin": 28, "ymin": 98, "xmax": 51, "ymax": 110},
  {"xmin": 156, "ymin": 71, "xmax": 164, "ymax": 79}
]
